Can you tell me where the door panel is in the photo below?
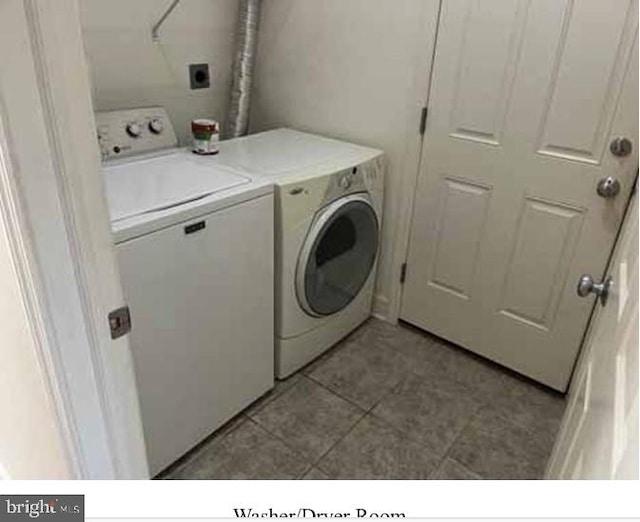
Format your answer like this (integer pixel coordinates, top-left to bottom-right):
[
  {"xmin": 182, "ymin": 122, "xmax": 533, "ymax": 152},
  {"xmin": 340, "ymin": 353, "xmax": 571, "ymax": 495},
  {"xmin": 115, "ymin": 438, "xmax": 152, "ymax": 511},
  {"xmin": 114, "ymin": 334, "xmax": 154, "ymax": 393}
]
[
  {"xmin": 430, "ymin": 178, "xmax": 491, "ymax": 298},
  {"xmin": 546, "ymin": 194, "xmax": 638, "ymax": 479},
  {"xmin": 401, "ymin": 0, "xmax": 638, "ymax": 390},
  {"xmin": 448, "ymin": 0, "xmax": 527, "ymax": 145},
  {"xmin": 498, "ymin": 197, "xmax": 584, "ymax": 330},
  {"xmin": 536, "ymin": 1, "xmax": 633, "ymax": 163}
]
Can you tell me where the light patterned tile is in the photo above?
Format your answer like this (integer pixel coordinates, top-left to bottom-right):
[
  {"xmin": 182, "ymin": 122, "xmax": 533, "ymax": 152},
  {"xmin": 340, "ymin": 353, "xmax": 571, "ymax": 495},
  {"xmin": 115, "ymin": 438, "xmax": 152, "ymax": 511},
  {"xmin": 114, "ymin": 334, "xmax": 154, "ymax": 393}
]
[
  {"xmin": 157, "ymin": 413, "xmax": 247, "ymax": 478},
  {"xmin": 488, "ymin": 373, "xmax": 566, "ymax": 445},
  {"xmin": 168, "ymin": 419, "xmax": 309, "ymax": 480},
  {"xmin": 318, "ymin": 416, "xmax": 440, "ymax": 479},
  {"xmin": 307, "ymin": 334, "xmax": 410, "ymax": 410},
  {"xmin": 372, "ymin": 372, "xmax": 481, "ymax": 456},
  {"xmin": 397, "ymin": 335, "xmax": 509, "ymax": 400},
  {"xmin": 301, "ymin": 467, "xmax": 331, "ymax": 480},
  {"xmin": 251, "ymin": 377, "xmax": 365, "ymax": 461},
  {"xmin": 448, "ymin": 409, "xmax": 552, "ymax": 479},
  {"xmin": 432, "ymin": 458, "xmax": 481, "ymax": 480},
  {"xmin": 301, "ymin": 325, "xmax": 362, "ymax": 376},
  {"xmin": 245, "ymin": 373, "xmax": 302, "ymax": 417},
  {"xmin": 353, "ymin": 318, "xmax": 433, "ymax": 351}
]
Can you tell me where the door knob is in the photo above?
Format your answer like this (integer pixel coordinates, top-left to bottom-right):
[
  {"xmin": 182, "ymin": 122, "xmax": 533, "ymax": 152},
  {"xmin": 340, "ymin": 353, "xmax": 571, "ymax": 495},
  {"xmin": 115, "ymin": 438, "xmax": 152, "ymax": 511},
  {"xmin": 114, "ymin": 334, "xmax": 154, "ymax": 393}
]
[
  {"xmin": 596, "ymin": 176, "xmax": 621, "ymax": 199},
  {"xmin": 577, "ymin": 274, "xmax": 612, "ymax": 306},
  {"xmin": 610, "ymin": 137, "xmax": 632, "ymax": 157}
]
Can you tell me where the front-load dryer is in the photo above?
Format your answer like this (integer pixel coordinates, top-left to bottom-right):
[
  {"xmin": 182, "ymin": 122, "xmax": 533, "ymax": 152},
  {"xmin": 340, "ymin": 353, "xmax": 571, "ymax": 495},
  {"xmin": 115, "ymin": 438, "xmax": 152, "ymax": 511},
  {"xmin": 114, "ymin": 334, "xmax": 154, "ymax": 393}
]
[
  {"xmin": 210, "ymin": 129, "xmax": 385, "ymax": 378},
  {"xmin": 276, "ymin": 159, "xmax": 384, "ymax": 376}
]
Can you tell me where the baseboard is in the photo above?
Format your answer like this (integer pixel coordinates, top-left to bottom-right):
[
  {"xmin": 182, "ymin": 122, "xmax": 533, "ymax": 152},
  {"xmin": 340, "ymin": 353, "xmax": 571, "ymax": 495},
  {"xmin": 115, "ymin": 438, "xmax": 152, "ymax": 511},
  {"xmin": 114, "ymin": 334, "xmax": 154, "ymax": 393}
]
[{"xmin": 372, "ymin": 293, "xmax": 394, "ymax": 323}]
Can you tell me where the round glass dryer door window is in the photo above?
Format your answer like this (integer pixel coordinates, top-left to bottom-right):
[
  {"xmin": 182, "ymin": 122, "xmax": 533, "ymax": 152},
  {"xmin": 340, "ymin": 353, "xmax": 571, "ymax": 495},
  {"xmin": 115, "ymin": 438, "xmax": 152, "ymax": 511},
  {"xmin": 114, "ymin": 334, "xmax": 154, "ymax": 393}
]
[{"xmin": 297, "ymin": 194, "xmax": 379, "ymax": 317}]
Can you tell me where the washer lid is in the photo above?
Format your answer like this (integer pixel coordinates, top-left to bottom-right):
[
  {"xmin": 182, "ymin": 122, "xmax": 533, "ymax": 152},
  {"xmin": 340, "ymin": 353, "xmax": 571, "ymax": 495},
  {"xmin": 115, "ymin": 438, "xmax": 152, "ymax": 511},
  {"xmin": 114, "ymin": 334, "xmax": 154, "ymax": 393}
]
[{"xmin": 103, "ymin": 151, "xmax": 250, "ymax": 221}]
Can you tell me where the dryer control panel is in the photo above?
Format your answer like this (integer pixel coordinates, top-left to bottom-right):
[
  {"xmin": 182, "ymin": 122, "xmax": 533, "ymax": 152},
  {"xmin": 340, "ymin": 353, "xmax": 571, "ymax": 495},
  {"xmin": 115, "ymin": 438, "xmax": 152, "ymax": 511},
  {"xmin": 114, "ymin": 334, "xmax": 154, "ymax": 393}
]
[
  {"xmin": 95, "ymin": 107, "xmax": 178, "ymax": 161},
  {"xmin": 323, "ymin": 155, "xmax": 385, "ymax": 206}
]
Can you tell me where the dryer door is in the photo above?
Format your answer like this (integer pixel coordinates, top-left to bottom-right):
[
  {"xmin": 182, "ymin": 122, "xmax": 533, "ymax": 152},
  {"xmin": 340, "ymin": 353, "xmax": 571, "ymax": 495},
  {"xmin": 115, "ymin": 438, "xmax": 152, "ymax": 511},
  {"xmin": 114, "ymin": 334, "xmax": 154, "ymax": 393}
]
[{"xmin": 297, "ymin": 194, "xmax": 379, "ymax": 317}]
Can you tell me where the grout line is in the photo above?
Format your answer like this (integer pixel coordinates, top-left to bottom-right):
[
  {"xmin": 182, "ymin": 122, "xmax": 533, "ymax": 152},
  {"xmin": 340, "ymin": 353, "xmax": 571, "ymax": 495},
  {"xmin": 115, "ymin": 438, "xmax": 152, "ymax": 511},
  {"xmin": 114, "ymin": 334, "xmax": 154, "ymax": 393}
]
[
  {"xmin": 242, "ymin": 416, "xmax": 315, "ymax": 474},
  {"xmin": 433, "ymin": 398, "xmax": 558, "ymax": 480},
  {"xmin": 158, "ymin": 413, "xmax": 249, "ymax": 479},
  {"xmin": 296, "ymin": 462, "xmax": 316, "ymax": 480},
  {"xmin": 311, "ymin": 412, "xmax": 371, "ymax": 478},
  {"xmin": 365, "ymin": 407, "xmax": 436, "ymax": 454},
  {"xmin": 293, "ymin": 375, "xmax": 370, "ymax": 474},
  {"xmin": 428, "ymin": 404, "xmax": 483, "ymax": 480},
  {"xmin": 300, "ymin": 321, "xmax": 367, "ymax": 376},
  {"xmin": 244, "ymin": 380, "xmax": 364, "ymax": 478},
  {"xmin": 245, "ymin": 374, "xmax": 304, "ymax": 419},
  {"xmin": 437, "ymin": 456, "xmax": 483, "ymax": 480},
  {"xmin": 472, "ymin": 382, "xmax": 563, "ymax": 443},
  {"xmin": 303, "ymin": 373, "xmax": 372, "ymax": 413}
]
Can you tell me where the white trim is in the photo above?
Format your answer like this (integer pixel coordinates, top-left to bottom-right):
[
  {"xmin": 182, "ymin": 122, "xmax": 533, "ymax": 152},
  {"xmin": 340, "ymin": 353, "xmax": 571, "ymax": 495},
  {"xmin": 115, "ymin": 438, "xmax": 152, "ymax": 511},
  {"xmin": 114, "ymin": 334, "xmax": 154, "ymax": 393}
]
[
  {"xmin": 0, "ymin": 0, "xmax": 148, "ymax": 478},
  {"xmin": 27, "ymin": 0, "xmax": 148, "ymax": 479},
  {"xmin": 371, "ymin": 294, "xmax": 390, "ymax": 321},
  {"xmin": 384, "ymin": 0, "xmax": 443, "ymax": 323},
  {"xmin": 26, "ymin": 0, "xmax": 118, "ymax": 477},
  {"xmin": 0, "ymin": 88, "xmax": 80, "ymax": 479}
]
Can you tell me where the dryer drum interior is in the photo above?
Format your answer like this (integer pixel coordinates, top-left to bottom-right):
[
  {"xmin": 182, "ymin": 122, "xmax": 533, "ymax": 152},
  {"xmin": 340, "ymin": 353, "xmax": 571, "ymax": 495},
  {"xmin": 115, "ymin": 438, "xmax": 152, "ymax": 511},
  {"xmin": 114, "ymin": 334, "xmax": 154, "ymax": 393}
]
[{"xmin": 298, "ymin": 197, "xmax": 379, "ymax": 316}]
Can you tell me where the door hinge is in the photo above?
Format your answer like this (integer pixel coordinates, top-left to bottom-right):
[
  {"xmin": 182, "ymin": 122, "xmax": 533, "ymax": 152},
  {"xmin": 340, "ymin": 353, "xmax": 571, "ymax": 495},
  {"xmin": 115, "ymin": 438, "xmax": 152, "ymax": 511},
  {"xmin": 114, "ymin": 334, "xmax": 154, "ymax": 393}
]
[
  {"xmin": 108, "ymin": 305, "xmax": 131, "ymax": 340},
  {"xmin": 419, "ymin": 107, "xmax": 428, "ymax": 135},
  {"xmin": 400, "ymin": 263, "xmax": 408, "ymax": 284}
]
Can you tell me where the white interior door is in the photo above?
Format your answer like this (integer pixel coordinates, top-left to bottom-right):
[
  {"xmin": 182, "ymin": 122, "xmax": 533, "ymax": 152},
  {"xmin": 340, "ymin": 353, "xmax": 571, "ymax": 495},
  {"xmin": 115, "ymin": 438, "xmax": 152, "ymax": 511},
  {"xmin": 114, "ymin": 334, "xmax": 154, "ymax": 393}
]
[
  {"xmin": 546, "ymin": 191, "xmax": 638, "ymax": 479},
  {"xmin": 401, "ymin": 0, "xmax": 639, "ymax": 390}
]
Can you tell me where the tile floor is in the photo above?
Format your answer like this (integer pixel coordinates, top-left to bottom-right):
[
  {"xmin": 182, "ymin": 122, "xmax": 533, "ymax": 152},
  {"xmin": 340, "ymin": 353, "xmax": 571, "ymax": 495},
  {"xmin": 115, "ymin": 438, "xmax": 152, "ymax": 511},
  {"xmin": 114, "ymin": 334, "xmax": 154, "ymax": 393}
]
[{"xmin": 160, "ymin": 318, "xmax": 566, "ymax": 480}]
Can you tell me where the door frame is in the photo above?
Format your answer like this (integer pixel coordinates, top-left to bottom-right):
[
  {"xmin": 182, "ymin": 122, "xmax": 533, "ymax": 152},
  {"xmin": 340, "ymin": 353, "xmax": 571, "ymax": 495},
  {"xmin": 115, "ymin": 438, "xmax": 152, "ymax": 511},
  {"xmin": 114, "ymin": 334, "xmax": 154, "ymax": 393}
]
[
  {"xmin": 0, "ymin": 0, "xmax": 147, "ymax": 479},
  {"xmin": 385, "ymin": 0, "xmax": 443, "ymax": 323}
]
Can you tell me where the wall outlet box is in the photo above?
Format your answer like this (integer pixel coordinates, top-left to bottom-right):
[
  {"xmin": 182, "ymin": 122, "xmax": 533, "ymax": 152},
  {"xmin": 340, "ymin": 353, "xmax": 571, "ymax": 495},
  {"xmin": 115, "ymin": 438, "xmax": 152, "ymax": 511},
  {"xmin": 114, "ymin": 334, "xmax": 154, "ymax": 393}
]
[{"xmin": 189, "ymin": 63, "xmax": 210, "ymax": 89}]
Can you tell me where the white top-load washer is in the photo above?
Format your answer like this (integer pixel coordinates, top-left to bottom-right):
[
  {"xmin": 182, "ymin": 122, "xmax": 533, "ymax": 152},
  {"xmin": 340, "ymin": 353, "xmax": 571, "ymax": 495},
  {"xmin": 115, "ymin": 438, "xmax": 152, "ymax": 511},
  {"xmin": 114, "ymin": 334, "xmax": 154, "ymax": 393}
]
[
  {"xmin": 98, "ymin": 107, "xmax": 275, "ymax": 475},
  {"xmin": 207, "ymin": 129, "xmax": 385, "ymax": 377}
]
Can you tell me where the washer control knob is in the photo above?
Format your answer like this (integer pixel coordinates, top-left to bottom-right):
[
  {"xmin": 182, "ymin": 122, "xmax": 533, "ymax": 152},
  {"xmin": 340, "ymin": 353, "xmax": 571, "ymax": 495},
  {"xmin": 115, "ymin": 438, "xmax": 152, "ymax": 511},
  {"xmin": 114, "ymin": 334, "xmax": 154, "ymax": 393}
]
[
  {"xmin": 339, "ymin": 174, "xmax": 352, "ymax": 190},
  {"xmin": 126, "ymin": 122, "xmax": 142, "ymax": 138},
  {"xmin": 148, "ymin": 118, "xmax": 164, "ymax": 134}
]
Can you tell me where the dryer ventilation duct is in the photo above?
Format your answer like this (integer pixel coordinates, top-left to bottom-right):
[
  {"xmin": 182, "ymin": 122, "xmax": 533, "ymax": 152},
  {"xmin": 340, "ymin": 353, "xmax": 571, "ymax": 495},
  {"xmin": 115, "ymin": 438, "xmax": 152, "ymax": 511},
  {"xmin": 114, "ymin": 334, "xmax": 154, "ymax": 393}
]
[{"xmin": 225, "ymin": 0, "xmax": 262, "ymax": 138}]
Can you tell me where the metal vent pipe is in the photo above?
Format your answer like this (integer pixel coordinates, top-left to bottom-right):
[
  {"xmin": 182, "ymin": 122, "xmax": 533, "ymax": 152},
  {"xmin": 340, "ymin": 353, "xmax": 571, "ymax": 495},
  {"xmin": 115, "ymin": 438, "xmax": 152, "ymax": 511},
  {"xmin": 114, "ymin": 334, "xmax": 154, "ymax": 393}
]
[{"xmin": 225, "ymin": 0, "xmax": 262, "ymax": 138}]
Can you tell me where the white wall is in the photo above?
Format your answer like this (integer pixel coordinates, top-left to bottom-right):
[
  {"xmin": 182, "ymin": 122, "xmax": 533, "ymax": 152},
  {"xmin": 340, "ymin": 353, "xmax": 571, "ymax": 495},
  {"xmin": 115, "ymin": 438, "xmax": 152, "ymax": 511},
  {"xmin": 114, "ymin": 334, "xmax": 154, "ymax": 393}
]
[
  {"xmin": 80, "ymin": 0, "xmax": 239, "ymax": 145},
  {"xmin": 0, "ymin": 213, "xmax": 71, "ymax": 479},
  {"xmin": 251, "ymin": 0, "xmax": 440, "ymax": 320}
]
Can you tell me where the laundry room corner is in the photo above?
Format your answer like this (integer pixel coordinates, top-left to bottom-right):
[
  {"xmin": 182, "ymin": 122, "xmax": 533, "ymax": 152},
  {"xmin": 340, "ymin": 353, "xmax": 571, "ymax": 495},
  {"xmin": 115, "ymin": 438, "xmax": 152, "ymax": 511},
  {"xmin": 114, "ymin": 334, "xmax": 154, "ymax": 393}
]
[{"xmin": 79, "ymin": 0, "xmax": 239, "ymax": 145}]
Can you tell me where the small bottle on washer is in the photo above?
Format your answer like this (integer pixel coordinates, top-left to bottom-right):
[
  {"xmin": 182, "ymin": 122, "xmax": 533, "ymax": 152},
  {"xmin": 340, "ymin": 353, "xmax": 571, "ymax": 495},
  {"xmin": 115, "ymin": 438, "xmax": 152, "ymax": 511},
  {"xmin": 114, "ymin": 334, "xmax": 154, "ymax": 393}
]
[{"xmin": 191, "ymin": 119, "xmax": 220, "ymax": 155}]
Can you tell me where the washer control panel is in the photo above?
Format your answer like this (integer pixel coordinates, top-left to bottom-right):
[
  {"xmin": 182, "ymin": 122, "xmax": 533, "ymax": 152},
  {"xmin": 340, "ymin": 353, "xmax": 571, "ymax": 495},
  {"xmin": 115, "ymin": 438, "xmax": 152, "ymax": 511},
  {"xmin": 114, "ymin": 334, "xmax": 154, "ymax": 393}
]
[{"xmin": 95, "ymin": 107, "xmax": 178, "ymax": 161}]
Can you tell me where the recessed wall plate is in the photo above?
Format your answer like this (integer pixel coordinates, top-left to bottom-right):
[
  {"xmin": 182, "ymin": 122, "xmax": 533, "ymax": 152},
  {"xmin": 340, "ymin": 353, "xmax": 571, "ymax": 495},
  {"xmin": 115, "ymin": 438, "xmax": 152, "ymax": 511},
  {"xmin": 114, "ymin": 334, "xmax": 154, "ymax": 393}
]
[{"xmin": 189, "ymin": 63, "xmax": 210, "ymax": 89}]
